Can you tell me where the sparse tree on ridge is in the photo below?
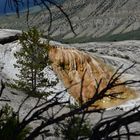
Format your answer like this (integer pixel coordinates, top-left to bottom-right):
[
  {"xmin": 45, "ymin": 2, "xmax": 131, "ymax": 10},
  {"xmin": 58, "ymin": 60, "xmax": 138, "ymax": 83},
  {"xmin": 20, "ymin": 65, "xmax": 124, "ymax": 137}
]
[{"xmin": 13, "ymin": 27, "xmax": 58, "ymax": 95}]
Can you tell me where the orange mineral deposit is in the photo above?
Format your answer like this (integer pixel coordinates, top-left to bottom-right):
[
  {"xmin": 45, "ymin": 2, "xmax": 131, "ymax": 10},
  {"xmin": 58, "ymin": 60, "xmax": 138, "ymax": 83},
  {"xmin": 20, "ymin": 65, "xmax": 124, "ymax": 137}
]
[{"xmin": 48, "ymin": 45, "xmax": 136, "ymax": 109}]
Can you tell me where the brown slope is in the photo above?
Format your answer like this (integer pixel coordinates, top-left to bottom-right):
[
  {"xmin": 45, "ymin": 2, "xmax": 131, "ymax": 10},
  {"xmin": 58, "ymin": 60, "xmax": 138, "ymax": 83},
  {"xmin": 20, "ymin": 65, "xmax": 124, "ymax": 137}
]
[{"xmin": 48, "ymin": 45, "xmax": 136, "ymax": 109}]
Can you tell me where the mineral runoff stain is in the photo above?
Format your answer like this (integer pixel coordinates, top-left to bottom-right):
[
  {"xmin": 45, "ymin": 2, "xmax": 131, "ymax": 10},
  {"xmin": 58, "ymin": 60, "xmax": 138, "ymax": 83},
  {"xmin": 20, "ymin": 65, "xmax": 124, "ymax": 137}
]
[{"xmin": 48, "ymin": 45, "xmax": 137, "ymax": 109}]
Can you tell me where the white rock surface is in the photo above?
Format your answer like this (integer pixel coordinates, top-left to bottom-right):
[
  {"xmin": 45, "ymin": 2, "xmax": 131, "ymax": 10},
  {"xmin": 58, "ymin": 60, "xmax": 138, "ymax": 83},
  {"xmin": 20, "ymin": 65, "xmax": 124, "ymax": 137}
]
[
  {"xmin": 0, "ymin": 30, "xmax": 140, "ymax": 139},
  {"xmin": 1, "ymin": 33, "xmax": 140, "ymax": 111},
  {"xmin": 0, "ymin": 34, "xmax": 74, "ymax": 109},
  {"xmin": 0, "ymin": 29, "xmax": 21, "ymax": 39}
]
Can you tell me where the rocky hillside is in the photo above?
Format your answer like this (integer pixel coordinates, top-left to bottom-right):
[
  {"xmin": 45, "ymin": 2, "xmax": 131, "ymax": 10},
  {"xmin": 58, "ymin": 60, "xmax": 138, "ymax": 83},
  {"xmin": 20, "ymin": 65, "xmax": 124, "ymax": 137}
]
[{"xmin": 0, "ymin": 0, "xmax": 140, "ymax": 42}]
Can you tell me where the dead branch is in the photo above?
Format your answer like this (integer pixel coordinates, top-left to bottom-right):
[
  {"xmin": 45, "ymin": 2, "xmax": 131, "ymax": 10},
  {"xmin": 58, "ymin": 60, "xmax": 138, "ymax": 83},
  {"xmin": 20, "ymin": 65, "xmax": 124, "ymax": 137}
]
[
  {"xmin": 5, "ymin": 0, "xmax": 76, "ymax": 35},
  {"xmin": 16, "ymin": 64, "xmax": 140, "ymax": 140}
]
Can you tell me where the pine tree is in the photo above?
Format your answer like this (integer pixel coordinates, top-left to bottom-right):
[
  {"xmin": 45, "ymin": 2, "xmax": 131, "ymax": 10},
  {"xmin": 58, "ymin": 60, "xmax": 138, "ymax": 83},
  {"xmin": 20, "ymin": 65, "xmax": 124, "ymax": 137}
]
[{"xmin": 13, "ymin": 27, "xmax": 57, "ymax": 95}]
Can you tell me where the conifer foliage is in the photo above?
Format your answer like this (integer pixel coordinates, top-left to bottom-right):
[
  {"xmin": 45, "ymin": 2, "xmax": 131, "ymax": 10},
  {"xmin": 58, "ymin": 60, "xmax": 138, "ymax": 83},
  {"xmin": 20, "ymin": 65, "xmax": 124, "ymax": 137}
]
[
  {"xmin": 13, "ymin": 27, "xmax": 55, "ymax": 94},
  {"xmin": 0, "ymin": 104, "xmax": 31, "ymax": 140}
]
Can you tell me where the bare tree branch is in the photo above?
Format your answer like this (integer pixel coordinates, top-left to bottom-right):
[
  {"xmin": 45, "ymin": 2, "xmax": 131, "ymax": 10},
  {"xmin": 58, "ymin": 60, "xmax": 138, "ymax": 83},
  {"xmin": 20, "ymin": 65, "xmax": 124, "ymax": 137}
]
[{"xmin": 5, "ymin": 0, "xmax": 76, "ymax": 35}]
